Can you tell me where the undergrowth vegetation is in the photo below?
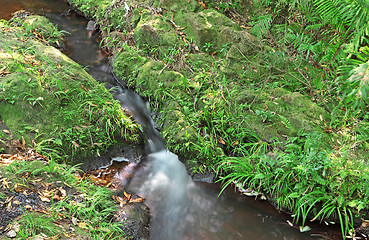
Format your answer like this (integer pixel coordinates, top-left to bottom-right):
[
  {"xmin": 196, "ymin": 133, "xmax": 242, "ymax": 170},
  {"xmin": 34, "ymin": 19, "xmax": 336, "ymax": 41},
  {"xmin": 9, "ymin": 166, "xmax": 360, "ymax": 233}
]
[
  {"xmin": 0, "ymin": 157, "xmax": 126, "ymax": 239},
  {"xmin": 212, "ymin": 0, "xmax": 369, "ymax": 238}
]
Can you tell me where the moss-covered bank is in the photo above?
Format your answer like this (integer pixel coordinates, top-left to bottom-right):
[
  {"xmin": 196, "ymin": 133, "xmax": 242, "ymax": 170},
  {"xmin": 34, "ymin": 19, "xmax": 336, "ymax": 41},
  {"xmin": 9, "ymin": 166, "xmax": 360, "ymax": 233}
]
[{"xmin": 0, "ymin": 13, "xmax": 140, "ymax": 163}]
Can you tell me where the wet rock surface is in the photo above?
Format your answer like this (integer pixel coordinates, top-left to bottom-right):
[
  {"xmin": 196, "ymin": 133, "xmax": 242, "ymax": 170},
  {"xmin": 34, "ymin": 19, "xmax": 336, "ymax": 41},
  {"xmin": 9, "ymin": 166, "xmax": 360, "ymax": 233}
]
[{"xmin": 117, "ymin": 198, "xmax": 150, "ymax": 240}]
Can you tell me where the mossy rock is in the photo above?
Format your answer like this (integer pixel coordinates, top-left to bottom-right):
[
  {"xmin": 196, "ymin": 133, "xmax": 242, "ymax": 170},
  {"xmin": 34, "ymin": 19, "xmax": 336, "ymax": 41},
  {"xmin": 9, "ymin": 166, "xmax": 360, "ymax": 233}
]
[
  {"xmin": 233, "ymin": 87, "xmax": 331, "ymax": 145},
  {"xmin": 152, "ymin": 0, "xmax": 200, "ymax": 12},
  {"xmin": 174, "ymin": 9, "xmax": 243, "ymax": 51},
  {"xmin": 9, "ymin": 11, "xmax": 65, "ymax": 49},
  {"xmin": 185, "ymin": 53, "xmax": 215, "ymax": 71},
  {"xmin": 113, "ymin": 49, "xmax": 147, "ymax": 84},
  {"xmin": 134, "ymin": 9, "xmax": 181, "ymax": 58},
  {"xmin": 134, "ymin": 60, "xmax": 188, "ymax": 99}
]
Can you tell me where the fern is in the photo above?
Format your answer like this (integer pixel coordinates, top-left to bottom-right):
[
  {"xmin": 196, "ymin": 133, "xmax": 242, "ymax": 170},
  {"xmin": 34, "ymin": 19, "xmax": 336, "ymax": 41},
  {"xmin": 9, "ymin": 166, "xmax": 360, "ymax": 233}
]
[
  {"xmin": 337, "ymin": 47, "xmax": 369, "ymax": 115},
  {"xmin": 250, "ymin": 14, "xmax": 273, "ymax": 38},
  {"xmin": 314, "ymin": 0, "xmax": 369, "ymax": 50}
]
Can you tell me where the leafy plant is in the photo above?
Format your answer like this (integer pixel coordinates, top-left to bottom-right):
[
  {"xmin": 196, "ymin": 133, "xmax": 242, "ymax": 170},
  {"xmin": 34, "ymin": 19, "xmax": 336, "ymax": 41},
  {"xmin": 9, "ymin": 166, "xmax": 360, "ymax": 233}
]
[
  {"xmin": 17, "ymin": 212, "xmax": 60, "ymax": 239},
  {"xmin": 336, "ymin": 46, "xmax": 369, "ymax": 117},
  {"xmin": 217, "ymin": 132, "xmax": 361, "ymax": 239},
  {"xmin": 314, "ymin": 0, "xmax": 369, "ymax": 51}
]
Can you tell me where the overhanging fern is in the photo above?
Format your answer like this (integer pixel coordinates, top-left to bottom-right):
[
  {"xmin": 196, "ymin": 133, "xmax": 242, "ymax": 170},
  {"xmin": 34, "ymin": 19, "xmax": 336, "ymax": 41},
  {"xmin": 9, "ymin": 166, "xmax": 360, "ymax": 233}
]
[
  {"xmin": 314, "ymin": 0, "xmax": 369, "ymax": 50},
  {"xmin": 337, "ymin": 46, "xmax": 369, "ymax": 115}
]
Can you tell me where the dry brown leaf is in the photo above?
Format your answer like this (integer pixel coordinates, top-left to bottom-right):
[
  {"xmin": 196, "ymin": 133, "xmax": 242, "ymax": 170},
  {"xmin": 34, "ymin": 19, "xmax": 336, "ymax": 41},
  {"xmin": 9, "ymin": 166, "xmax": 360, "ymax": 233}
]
[
  {"xmin": 71, "ymin": 141, "xmax": 80, "ymax": 148},
  {"xmin": 123, "ymin": 191, "xmax": 131, "ymax": 200},
  {"xmin": 217, "ymin": 137, "xmax": 226, "ymax": 145},
  {"xmin": 21, "ymin": 136, "xmax": 25, "ymax": 148},
  {"xmin": 113, "ymin": 195, "xmax": 127, "ymax": 206},
  {"xmin": 197, "ymin": 0, "xmax": 207, "ymax": 9},
  {"xmin": 40, "ymin": 196, "xmax": 50, "ymax": 202},
  {"xmin": 87, "ymin": 101, "xmax": 97, "ymax": 107},
  {"xmin": 14, "ymin": 184, "xmax": 23, "ymax": 193},
  {"xmin": 362, "ymin": 220, "xmax": 369, "ymax": 227},
  {"xmin": 89, "ymin": 175, "xmax": 108, "ymax": 185},
  {"xmin": 45, "ymin": 233, "xmax": 61, "ymax": 240},
  {"xmin": 24, "ymin": 205, "xmax": 33, "ymax": 210},
  {"xmin": 80, "ymin": 84, "xmax": 88, "ymax": 92},
  {"xmin": 77, "ymin": 222, "xmax": 89, "ymax": 229},
  {"xmin": 41, "ymin": 189, "xmax": 56, "ymax": 198},
  {"xmin": 130, "ymin": 198, "xmax": 144, "ymax": 203},
  {"xmin": 2, "ymin": 178, "xmax": 10, "ymax": 189},
  {"xmin": 52, "ymin": 195, "xmax": 61, "ymax": 200},
  {"xmin": 2, "ymin": 129, "xmax": 10, "ymax": 134},
  {"xmin": 59, "ymin": 187, "xmax": 67, "ymax": 199},
  {"xmin": 63, "ymin": 232, "xmax": 73, "ymax": 238},
  {"xmin": 232, "ymin": 140, "xmax": 239, "ymax": 146}
]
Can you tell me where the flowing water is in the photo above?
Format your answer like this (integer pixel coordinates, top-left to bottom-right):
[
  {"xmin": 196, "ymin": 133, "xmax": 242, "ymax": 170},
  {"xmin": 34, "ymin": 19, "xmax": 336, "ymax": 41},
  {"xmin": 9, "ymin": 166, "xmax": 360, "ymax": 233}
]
[
  {"xmin": 114, "ymin": 89, "xmax": 325, "ymax": 240},
  {"xmin": 0, "ymin": 2, "xmax": 340, "ymax": 239}
]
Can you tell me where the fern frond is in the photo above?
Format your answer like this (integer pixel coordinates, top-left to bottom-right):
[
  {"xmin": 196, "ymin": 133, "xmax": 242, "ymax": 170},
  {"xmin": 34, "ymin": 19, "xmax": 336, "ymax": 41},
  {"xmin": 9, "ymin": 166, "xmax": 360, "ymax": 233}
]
[
  {"xmin": 314, "ymin": 0, "xmax": 369, "ymax": 50},
  {"xmin": 250, "ymin": 14, "xmax": 273, "ymax": 38}
]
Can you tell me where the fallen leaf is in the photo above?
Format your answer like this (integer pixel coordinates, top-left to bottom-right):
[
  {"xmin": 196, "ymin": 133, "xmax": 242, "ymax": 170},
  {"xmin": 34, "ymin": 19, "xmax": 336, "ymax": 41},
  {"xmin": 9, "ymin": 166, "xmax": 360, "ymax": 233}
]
[
  {"xmin": 24, "ymin": 205, "xmax": 33, "ymax": 210},
  {"xmin": 41, "ymin": 189, "xmax": 56, "ymax": 198},
  {"xmin": 59, "ymin": 187, "xmax": 67, "ymax": 199},
  {"xmin": 89, "ymin": 175, "xmax": 108, "ymax": 185},
  {"xmin": 14, "ymin": 184, "xmax": 23, "ymax": 193},
  {"xmin": 123, "ymin": 191, "xmax": 131, "ymax": 200},
  {"xmin": 77, "ymin": 222, "xmax": 89, "ymax": 229},
  {"xmin": 45, "ymin": 233, "xmax": 61, "ymax": 240},
  {"xmin": 86, "ymin": 101, "xmax": 97, "ymax": 107},
  {"xmin": 71, "ymin": 141, "xmax": 80, "ymax": 148},
  {"xmin": 112, "ymin": 195, "xmax": 127, "ymax": 206},
  {"xmin": 2, "ymin": 130, "xmax": 10, "ymax": 134},
  {"xmin": 130, "ymin": 198, "xmax": 144, "ymax": 203},
  {"xmin": 63, "ymin": 233, "xmax": 71, "ymax": 238},
  {"xmin": 362, "ymin": 220, "xmax": 369, "ymax": 227},
  {"xmin": 217, "ymin": 137, "xmax": 225, "ymax": 145},
  {"xmin": 72, "ymin": 217, "xmax": 78, "ymax": 226},
  {"xmin": 52, "ymin": 195, "xmax": 61, "ymax": 200},
  {"xmin": 2, "ymin": 178, "xmax": 10, "ymax": 189},
  {"xmin": 232, "ymin": 140, "xmax": 239, "ymax": 146},
  {"xmin": 80, "ymin": 84, "xmax": 88, "ymax": 92},
  {"xmin": 197, "ymin": 0, "xmax": 207, "ymax": 9},
  {"xmin": 40, "ymin": 196, "xmax": 50, "ymax": 202}
]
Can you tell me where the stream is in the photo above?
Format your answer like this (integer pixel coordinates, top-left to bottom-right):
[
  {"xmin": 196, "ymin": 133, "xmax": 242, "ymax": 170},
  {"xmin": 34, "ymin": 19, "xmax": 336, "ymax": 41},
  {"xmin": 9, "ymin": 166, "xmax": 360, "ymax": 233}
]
[{"xmin": 0, "ymin": 2, "xmax": 340, "ymax": 239}]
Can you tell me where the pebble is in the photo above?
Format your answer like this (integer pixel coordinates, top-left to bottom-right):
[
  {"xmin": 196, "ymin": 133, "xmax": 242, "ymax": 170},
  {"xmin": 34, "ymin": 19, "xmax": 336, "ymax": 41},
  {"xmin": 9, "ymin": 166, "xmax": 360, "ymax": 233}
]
[{"xmin": 6, "ymin": 230, "xmax": 16, "ymax": 238}]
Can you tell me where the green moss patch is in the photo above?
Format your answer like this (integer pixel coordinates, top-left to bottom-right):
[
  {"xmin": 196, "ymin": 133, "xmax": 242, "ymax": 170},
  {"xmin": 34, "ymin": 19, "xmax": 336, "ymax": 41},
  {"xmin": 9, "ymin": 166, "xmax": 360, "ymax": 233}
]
[{"xmin": 0, "ymin": 16, "xmax": 139, "ymax": 162}]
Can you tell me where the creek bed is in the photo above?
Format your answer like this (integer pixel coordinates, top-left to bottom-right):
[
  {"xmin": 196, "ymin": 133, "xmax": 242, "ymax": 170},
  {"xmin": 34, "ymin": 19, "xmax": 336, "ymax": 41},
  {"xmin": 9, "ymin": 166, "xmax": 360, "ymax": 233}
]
[{"xmin": 0, "ymin": 1, "xmax": 342, "ymax": 239}]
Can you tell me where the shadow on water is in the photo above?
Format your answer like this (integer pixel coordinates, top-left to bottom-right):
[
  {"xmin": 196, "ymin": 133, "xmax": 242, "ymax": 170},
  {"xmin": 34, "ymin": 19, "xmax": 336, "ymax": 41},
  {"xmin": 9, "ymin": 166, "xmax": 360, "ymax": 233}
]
[{"xmin": 0, "ymin": 2, "xmax": 341, "ymax": 239}]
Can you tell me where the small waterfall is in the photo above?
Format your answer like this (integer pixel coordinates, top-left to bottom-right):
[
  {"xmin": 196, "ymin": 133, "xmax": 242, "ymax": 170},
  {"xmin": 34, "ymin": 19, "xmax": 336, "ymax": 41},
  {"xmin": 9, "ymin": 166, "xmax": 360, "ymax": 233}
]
[
  {"xmin": 114, "ymin": 89, "xmax": 320, "ymax": 240},
  {"xmin": 114, "ymin": 89, "xmax": 196, "ymax": 239},
  {"xmin": 114, "ymin": 89, "xmax": 166, "ymax": 154}
]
